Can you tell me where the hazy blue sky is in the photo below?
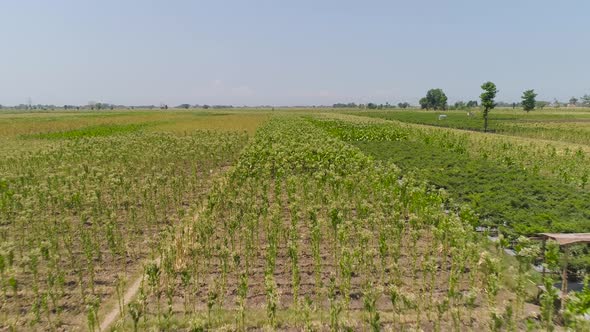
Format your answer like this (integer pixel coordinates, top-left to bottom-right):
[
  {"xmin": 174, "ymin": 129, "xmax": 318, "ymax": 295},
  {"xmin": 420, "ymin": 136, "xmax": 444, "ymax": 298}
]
[{"xmin": 1, "ymin": 0, "xmax": 589, "ymax": 106}]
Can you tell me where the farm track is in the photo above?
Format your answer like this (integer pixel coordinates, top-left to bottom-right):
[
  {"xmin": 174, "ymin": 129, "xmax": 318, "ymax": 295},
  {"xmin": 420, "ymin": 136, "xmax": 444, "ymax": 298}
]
[
  {"xmin": 99, "ymin": 257, "xmax": 161, "ymax": 331},
  {"xmin": 98, "ymin": 166, "xmax": 235, "ymax": 331}
]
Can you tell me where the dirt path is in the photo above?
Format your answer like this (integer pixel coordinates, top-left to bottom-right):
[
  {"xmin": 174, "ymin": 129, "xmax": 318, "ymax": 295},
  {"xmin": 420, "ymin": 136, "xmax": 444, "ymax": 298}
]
[
  {"xmin": 99, "ymin": 257, "xmax": 160, "ymax": 331},
  {"xmin": 98, "ymin": 168, "xmax": 233, "ymax": 331}
]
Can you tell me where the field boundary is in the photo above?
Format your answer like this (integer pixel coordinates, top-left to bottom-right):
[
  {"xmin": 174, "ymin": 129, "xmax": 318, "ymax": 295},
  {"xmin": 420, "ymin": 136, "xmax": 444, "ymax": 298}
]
[{"xmin": 98, "ymin": 167, "xmax": 234, "ymax": 331}]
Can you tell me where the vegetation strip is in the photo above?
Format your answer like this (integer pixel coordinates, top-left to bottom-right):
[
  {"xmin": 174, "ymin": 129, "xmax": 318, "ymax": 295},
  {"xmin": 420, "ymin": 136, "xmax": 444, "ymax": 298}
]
[
  {"xmin": 111, "ymin": 115, "xmax": 541, "ymax": 330},
  {"xmin": 0, "ymin": 129, "xmax": 248, "ymax": 330},
  {"xmin": 356, "ymin": 109, "xmax": 590, "ymax": 146}
]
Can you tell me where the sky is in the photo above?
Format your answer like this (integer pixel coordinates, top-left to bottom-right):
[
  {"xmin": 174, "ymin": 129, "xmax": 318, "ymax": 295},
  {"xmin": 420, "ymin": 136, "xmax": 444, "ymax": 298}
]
[{"xmin": 0, "ymin": 0, "xmax": 589, "ymax": 106}]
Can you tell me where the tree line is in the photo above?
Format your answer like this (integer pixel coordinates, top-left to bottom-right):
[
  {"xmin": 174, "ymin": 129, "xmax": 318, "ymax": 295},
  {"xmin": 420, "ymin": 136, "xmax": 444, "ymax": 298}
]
[
  {"xmin": 332, "ymin": 102, "xmax": 413, "ymax": 109},
  {"xmin": 418, "ymin": 88, "xmax": 590, "ymax": 111},
  {"xmin": 332, "ymin": 91, "xmax": 590, "ymax": 112}
]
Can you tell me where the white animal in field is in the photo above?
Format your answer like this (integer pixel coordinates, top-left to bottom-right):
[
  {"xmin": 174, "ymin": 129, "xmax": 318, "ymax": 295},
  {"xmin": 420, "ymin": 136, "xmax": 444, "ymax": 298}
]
[{"xmin": 438, "ymin": 114, "xmax": 447, "ymax": 120}]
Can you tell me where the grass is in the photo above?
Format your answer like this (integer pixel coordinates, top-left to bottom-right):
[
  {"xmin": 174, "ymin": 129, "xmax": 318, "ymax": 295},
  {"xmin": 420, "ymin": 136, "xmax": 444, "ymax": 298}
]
[
  {"xmin": 0, "ymin": 109, "xmax": 267, "ymax": 138},
  {"xmin": 353, "ymin": 139, "xmax": 590, "ymax": 235},
  {"xmin": 356, "ymin": 108, "xmax": 590, "ymax": 145},
  {"xmin": 23, "ymin": 123, "xmax": 148, "ymax": 139},
  {"xmin": 149, "ymin": 113, "xmax": 268, "ymax": 135},
  {"xmin": 0, "ymin": 110, "xmax": 269, "ymax": 157}
]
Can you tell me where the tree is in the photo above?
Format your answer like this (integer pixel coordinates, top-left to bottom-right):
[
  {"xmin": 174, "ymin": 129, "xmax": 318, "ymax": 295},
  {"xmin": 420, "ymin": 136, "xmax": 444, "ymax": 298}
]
[
  {"xmin": 178, "ymin": 104, "xmax": 191, "ymax": 109},
  {"xmin": 521, "ymin": 90, "xmax": 537, "ymax": 113},
  {"xmin": 419, "ymin": 89, "xmax": 448, "ymax": 110},
  {"xmin": 419, "ymin": 97, "xmax": 428, "ymax": 109},
  {"xmin": 453, "ymin": 101, "xmax": 466, "ymax": 110},
  {"xmin": 480, "ymin": 81, "xmax": 498, "ymax": 132},
  {"xmin": 397, "ymin": 102, "xmax": 410, "ymax": 109},
  {"xmin": 535, "ymin": 101, "xmax": 549, "ymax": 109},
  {"xmin": 466, "ymin": 100, "xmax": 478, "ymax": 108},
  {"xmin": 581, "ymin": 94, "xmax": 590, "ymax": 107},
  {"xmin": 332, "ymin": 103, "xmax": 358, "ymax": 108},
  {"xmin": 569, "ymin": 97, "xmax": 578, "ymax": 106},
  {"xmin": 366, "ymin": 103, "xmax": 378, "ymax": 109}
]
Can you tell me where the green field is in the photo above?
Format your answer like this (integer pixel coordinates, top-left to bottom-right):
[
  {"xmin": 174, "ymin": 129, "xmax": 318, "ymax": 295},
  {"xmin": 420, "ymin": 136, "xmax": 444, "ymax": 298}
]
[
  {"xmin": 324, "ymin": 111, "xmax": 590, "ymax": 233},
  {"xmin": 0, "ymin": 109, "xmax": 588, "ymax": 330},
  {"xmin": 355, "ymin": 108, "xmax": 590, "ymax": 145}
]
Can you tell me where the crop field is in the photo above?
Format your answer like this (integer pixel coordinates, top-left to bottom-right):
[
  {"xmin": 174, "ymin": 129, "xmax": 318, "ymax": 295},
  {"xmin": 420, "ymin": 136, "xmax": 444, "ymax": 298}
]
[
  {"xmin": 337, "ymin": 111, "xmax": 590, "ymax": 271},
  {"xmin": 355, "ymin": 108, "xmax": 590, "ymax": 145},
  {"xmin": 0, "ymin": 111, "xmax": 265, "ymax": 330},
  {"xmin": 331, "ymin": 112, "xmax": 590, "ymax": 233},
  {"xmin": 0, "ymin": 109, "xmax": 587, "ymax": 331}
]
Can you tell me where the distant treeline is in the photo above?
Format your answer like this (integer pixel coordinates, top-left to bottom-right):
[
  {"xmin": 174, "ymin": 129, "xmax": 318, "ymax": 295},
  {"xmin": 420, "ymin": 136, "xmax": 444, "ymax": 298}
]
[
  {"xmin": 333, "ymin": 102, "xmax": 412, "ymax": 109},
  {"xmin": 0, "ymin": 104, "xmax": 237, "ymax": 110},
  {"xmin": 175, "ymin": 104, "xmax": 234, "ymax": 109}
]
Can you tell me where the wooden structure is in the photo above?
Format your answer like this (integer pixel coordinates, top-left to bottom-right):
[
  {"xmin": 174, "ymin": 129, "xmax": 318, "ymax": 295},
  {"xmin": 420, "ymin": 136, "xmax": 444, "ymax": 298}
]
[{"xmin": 537, "ymin": 233, "xmax": 590, "ymax": 297}]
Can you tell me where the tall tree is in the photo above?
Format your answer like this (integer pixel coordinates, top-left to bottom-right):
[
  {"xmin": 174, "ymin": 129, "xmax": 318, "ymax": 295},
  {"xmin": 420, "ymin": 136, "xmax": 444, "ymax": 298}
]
[
  {"xmin": 521, "ymin": 89, "xmax": 537, "ymax": 113},
  {"xmin": 569, "ymin": 97, "xmax": 578, "ymax": 106},
  {"xmin": 419, "ymin": 97, "xmax": 428, "ymax": 109},
  {"xmin": 419, "ymin": 89, "xmax": 448, "ymax": 110},
  {"xmin": 480, "ymin": 81, "xmax": 498, "ymax": 132},
  {"xmin": 581, "ymin": 94, "xmax": 590, "ymax": 107}
]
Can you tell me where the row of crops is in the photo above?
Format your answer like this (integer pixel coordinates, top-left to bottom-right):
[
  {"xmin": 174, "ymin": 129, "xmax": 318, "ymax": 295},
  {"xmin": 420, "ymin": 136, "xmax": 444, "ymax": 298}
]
[
  {"xmin": 358, "ymin": 110, "xmax": 590, "ymax": 146},
  {"xmin": 0, "ymin": 130, "xmax": 248, "ymax": 329},
  {"xmin": 1, "ymin": 112, "xmax": 584, "ymax": 330},
  {"xmin": 324, "ymin": 113, "xmax": 590, "ymax": 190},
  {"xmin": 309, "ymin": 114, "xmax": 590, "ymax": 328},
  {"xmin": 315, "ymin": 114, "xmax": 590, "ymax": 234},
  {"xmin": 119, "ymin": 116, "xmax": 532, "ymax": 330}
]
